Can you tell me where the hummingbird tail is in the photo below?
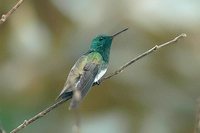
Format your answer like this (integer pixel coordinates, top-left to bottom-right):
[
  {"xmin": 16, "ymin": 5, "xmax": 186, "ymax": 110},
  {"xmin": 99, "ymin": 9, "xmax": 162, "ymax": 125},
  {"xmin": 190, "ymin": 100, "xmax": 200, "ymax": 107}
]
[{"xmin": 55, "ymin": 91, "xmax": 73, "ymax": 101}]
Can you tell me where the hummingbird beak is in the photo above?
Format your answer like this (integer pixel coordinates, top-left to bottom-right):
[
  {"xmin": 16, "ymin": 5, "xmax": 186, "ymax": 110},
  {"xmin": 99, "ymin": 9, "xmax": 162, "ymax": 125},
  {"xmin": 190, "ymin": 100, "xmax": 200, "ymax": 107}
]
[{"xmin": 111, "ymin": 28, "xmax": 128, "ymax": 38}]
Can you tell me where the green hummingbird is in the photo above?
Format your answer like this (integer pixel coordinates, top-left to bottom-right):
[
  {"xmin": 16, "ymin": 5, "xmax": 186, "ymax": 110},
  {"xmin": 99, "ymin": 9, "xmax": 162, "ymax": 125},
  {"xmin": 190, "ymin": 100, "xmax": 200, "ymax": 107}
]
[{"xmin": 56, "ymin": 28, "xmax": 128, "ymax": 109}]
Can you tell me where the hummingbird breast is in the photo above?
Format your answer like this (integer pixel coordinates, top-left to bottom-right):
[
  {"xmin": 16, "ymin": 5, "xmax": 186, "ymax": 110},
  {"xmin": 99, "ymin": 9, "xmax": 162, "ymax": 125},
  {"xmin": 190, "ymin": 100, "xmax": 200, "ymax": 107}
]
[{"xmin": 94, "ymin": 64, "xmax": 108, "ymax": 82}]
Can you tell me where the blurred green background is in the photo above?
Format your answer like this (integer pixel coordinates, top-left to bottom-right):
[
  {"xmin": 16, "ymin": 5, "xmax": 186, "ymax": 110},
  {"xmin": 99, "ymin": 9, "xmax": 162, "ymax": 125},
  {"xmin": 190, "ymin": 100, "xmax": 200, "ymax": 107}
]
[{"xmin": 0, "ymin": 0, "xmax": 199, "ymax": 133}]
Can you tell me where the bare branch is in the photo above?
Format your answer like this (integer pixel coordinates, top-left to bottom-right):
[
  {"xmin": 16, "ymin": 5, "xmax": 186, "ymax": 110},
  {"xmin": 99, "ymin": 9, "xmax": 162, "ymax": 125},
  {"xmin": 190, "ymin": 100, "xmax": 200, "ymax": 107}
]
[
  {"xmin": 10, "ymin": 98, "xmax": 67, "ymax": 133},
  {"xmin": 0, "ymin": 0, "xmax": 24, "ymax": 24},
  {"xmin": 72, "ymin": 110, "xmax": 81, "ymax": 133},
  {"xmin": 94, "ymin": 33, "xmax": 187, "ymax": 85},
  {"xmin": 9, "ymin": 33, "xmax": 186, "ymax": 133}
]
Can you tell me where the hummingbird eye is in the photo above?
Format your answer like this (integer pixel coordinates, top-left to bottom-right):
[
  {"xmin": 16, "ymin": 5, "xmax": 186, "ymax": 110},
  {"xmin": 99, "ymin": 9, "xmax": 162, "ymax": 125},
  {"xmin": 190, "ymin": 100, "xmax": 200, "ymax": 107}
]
[{"xmin": 99, "ymin": 37, "xmax": 103, "ymax": 41}]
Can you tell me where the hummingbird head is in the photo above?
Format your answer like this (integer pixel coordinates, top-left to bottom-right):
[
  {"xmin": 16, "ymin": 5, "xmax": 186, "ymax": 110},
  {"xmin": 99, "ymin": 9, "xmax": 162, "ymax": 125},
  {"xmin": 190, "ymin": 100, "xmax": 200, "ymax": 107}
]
[
  {"xmin": 89, "ymin": 28, "xmax": 128, "ymax": 62},
  {"xmin": 90, "ymin": 35, "xmax": 113, "ymax": 52}
]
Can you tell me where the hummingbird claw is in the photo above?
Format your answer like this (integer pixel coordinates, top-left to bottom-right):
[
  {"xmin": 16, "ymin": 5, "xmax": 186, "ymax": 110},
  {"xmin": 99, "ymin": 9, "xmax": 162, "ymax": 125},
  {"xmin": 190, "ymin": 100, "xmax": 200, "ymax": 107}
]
[{"xmin": 93, "ymin": 81, "xmax": 100, "ymax": 85}]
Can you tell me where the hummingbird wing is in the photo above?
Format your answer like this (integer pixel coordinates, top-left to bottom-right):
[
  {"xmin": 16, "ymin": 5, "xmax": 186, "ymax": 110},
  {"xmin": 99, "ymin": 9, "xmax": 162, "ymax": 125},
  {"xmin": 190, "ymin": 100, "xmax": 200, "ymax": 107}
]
[
  {"xmin": 69, "ymin": 62, "xmax": 100, "ymax": 109},
  {"xmin": 56, "ymin": 55, "xmax": 88, "ymax": 100},
  {"xmin": 56, "ymin": 52, "xmax": 103, "ymax": 109}
]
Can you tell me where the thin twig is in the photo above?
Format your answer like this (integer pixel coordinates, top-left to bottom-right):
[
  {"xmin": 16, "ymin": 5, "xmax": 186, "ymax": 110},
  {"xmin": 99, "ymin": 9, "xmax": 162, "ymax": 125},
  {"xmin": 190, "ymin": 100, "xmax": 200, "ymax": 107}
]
[
  {"xmin": 73, "ymin": 110, "xmax": 81, "ymax": 133},
  {"xmin": 9, "ymin": 33, "xmax": 186, "ymax": 133},
  {"xmin": 95, "ymin": 33, "xmax": 187, "ymax": 85},
  {"xmin": 0, "ymin": 0, "xmax": 24, "ymax": 24},
  {"xmin": 10, "ymin": 98, "xmax": 68, "ymax": 133}
]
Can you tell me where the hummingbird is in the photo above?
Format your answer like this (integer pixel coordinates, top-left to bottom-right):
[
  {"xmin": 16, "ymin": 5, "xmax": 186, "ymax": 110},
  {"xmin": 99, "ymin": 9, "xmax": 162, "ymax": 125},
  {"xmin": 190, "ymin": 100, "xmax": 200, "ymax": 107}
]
[{"xmin": 56, "ymin": 28, "xmax": 128, "ymax": 109}]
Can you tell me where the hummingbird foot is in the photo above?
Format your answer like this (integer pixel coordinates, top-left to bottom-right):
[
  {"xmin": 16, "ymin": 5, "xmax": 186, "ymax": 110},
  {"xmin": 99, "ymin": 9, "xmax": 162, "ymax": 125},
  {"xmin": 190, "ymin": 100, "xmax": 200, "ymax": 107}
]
[{"xmin": 93, "ymin": 81, "xmax": 101, "ymax": 85}]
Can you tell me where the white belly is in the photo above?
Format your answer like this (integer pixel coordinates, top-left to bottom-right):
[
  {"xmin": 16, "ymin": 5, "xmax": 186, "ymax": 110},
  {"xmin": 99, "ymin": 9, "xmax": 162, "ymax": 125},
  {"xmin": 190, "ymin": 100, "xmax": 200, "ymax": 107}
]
[{"xmin": 94, "ymin": 69, "xmax": 107, "ymax": 82}]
